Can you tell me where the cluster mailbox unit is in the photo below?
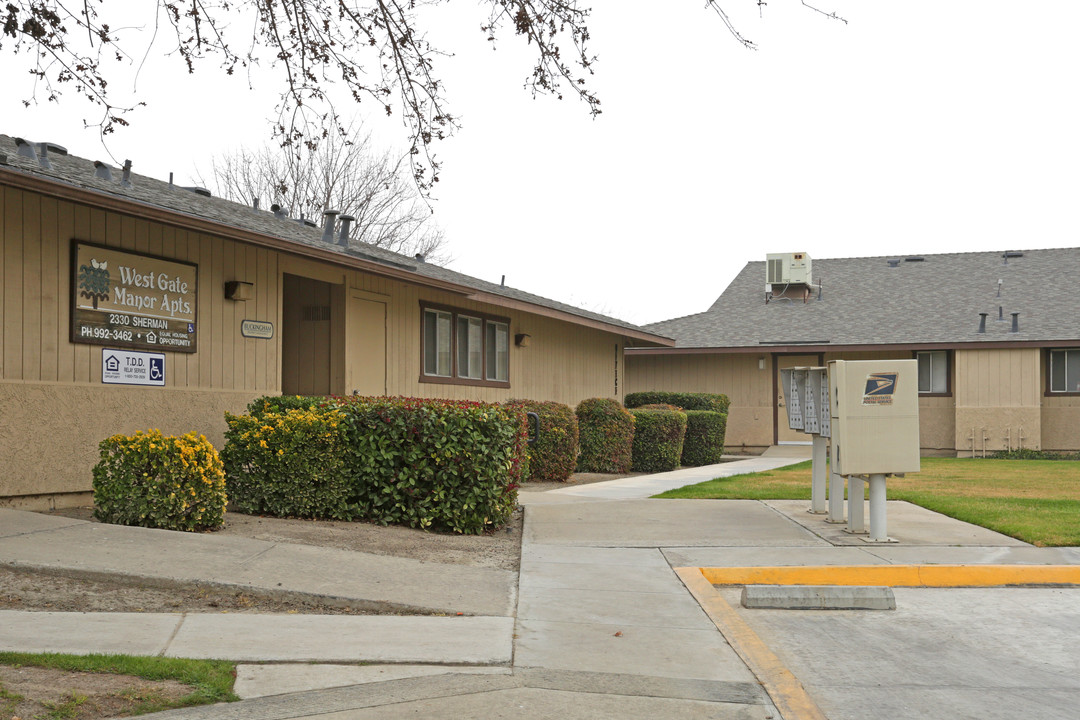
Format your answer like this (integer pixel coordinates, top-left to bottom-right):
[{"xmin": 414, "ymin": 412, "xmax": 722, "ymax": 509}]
[
  {"xmin": 779, "ymin": 366, "xmax": 831, "ymax": 515},
  {"xmin": 782, "ymin": 361, "xmax": 921, "ymax": 541},
  {"xmin": 829, "ymin": 359, "xmax": 921, "ymax": 541}
]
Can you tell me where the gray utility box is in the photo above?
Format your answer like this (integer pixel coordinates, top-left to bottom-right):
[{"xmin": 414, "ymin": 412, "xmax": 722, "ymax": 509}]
[
  {"xmin": 829, "ymin": 359, "xmax": 920, "ymax": 476},
  {"xmin": 780, "ymin": 366, "xmax": 830, "ymax": 438}
]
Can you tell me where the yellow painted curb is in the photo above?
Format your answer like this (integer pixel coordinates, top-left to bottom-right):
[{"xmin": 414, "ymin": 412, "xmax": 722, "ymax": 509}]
[
  {"xmin": 698, "ymin": 564, "xmax": 1080, "ymax": 588},
  {"xmin": 675, "ymin": 567, "xmax": 829, "ymax": 720}
]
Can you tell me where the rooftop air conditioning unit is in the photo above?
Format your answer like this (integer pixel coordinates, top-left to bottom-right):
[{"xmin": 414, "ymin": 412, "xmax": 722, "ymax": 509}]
[{"xmin": 766, "ymin": 252, "xmax": 812, "ymax": 286}]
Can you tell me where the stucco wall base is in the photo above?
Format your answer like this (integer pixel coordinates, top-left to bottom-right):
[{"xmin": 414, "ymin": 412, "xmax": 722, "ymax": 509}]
[
  {"xmin": 0, "ymin": 381, "xmax": 262, "ymax": 498},
  {"xmin": 0, "ymin": 491, "xmax": 93, "ymax": 512},
  {"xmin": 1041, "ymin": 405, "xmax": 1080, "ymax": 452},
  {"xmin": 954, "ymin": 407, "xmax": 1041, "ymax": 454}
]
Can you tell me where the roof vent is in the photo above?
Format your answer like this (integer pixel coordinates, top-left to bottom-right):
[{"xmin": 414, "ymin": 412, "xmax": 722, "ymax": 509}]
[
  {"xmin": 182, "ymin": 186, "xmax": 212, "ymax": 197},
  {"xmin": 415, "ymin": 253, "xmax": 426, "ymax": 263},
  {"xmin": 270, "ymin": 203, "xmax": 288, "ymax": 219},
  {"xmin": 41, "ymin": 142, "xmax": 67, "ymax": 156},
  {"xmin": 338, "ymin": 215, "xmax": 354, "ymax": 246},
  {"xmin": 321, "ymin": 210, "xmax": 340, "ymax": 244},
  {"xmin": 121, "ymin": 160, "xmax": 132, "ymax": 188},
  {"xmin": 14, "ymin": 138, "xmax": 38, "ymax": 162},
  {"xmin": 1002, "ymin": 250, "xmax": 1023, "ymax": 265},
  {"xmin": 904, "ymin": 256, "xmax": 924, "ymax": 262},
  {"xmin": 887, "ymin": 259, "xmax": 900, "ymax": 268},
  {"xmin": 94, "ymin": 161, "xmax": 113, "ymax": 181},
  {"xmin": 36, "ymin": 142, "xmax": 52, "ymax": 170}
]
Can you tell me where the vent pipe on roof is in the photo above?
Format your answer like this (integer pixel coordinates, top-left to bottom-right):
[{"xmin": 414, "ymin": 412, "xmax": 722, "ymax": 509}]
[
  {"xmin": 1011, "ymin": 313, "xmax": 1020, "ymax": 333},
  {"xmin": 14, "ymin": 138, "xmax": 37, "ymax": 162},
  {"xmin": 414, "ymin": 253, "xmax": 426, "ymax": 263},
  {"xmin": 121, "ymin": 160, "xmax": 132, "ymax": 188},
  {"xmin": 997, "ymin": 279, "xmax": 1002, "ymax": 298},
  {"xmin": 253, "ymin": 197, "xmax": 259, "ymax": 210},
  {"xmin": 94, "ymin": 161, "xmax": 113, "ymax": 181},
  {"xmin": 169, "ymin": 172, "xmax": 174, "ymax": 187},
  {"xmin": 998, "ymin": 306, "xmax": 1005, "ymax": 322},
  {"xmin": 37, "ymin": 142, "xmax": 52, "ymax": 170},
  {"xmin": 338, "ymin": 215, "xmax": 354, "ymax": 246},
  {"xmin": 978, "ymin": 313, "xmax": 988, "ymax": 334},
  {"xmin": 321, "ymin": 210, "xmax": 339, "ymax": 244},
  {"xmin": 501, "ymin": 275, "xmax": 506, "ymax": 287}
]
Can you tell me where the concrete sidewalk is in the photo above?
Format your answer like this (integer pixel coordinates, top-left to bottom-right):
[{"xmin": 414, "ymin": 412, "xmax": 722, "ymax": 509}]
[
  {"xmin": 0, "ymin": 507, "xmax": 515, "ymax": 617},
  {"xmin": 538, "ymin": 446, "xmax": 811, "ymax": 501},
  {"xmin": 3, "ymin": 449, "xmax": 1080, "ymax": 719}
]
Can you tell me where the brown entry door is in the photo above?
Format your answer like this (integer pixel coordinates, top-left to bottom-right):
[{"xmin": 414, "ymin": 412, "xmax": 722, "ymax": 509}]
[
  {"xmin": 281, "ymin": 274, "xmax": 333, "ymax": 396},
  {"xmin": 347, "ymin": 291, "xmax": 387, "ymax": 396},
  {"xmin": 776, "ymin": 354, "xmax": 820, "ymax": 444}
]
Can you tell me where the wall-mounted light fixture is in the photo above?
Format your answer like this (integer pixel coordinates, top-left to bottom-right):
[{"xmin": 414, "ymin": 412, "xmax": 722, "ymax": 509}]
[
  {"xmin": 758, "ymin": 356, "xmax": 766, "ymax": 370},
  {"xmin": 224, "ymin": 281, "xmax": 254, "ymax": 301},
  {"xmin": 515, "ymin": 333, "xmax": 532, "ymax": 348}
]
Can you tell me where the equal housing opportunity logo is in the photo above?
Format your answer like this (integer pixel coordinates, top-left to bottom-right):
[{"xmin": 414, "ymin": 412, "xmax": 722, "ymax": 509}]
[{"xmin": 862, "ymin": 372, "xmax": 899, "ymax": 406}]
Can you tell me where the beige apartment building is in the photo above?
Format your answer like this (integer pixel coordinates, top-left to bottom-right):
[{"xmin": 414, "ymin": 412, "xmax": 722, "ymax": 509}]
[
  {"xmin": 0, "ymin": 135, "xmax": 671, "ymax": 508},
  {"xmin": 626, "ymin": 251, "xmax": 1080, "ymax": 456}
]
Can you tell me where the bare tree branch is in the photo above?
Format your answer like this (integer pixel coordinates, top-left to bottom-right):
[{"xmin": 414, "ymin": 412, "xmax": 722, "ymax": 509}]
[{"xmin": 199, "ymin": 121, "xmax": 449, "ymax": 261}]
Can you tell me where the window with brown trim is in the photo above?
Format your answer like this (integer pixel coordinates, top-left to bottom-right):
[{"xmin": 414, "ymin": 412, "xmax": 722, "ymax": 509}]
[
  {"xmin": 1049, "ymin": 349, "xmax": 1080, "ymax": 394},
  {"xmin": 916, "ymin": 350, "xmax": 950, "ymax": 395},
  {"xmin": 421, "ymin": 304, "xmax": 510, "ymax": 387}
]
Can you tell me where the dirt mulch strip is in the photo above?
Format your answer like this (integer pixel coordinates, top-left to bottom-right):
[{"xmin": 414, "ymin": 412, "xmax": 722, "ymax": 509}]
[{"xmin": 0, "ymin": 665, "xmax": 194, "ymax": 720}]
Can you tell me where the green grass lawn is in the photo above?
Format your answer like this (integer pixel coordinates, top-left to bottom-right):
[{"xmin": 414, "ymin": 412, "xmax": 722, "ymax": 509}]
[{"xmin": 655, "ymin": 457, "xmax": 1080, "ymax": 546}]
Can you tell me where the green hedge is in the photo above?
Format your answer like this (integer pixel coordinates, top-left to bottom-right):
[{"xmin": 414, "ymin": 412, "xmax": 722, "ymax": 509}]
[
  {"xmin": 506, "ymin": 400, "xmax": 579, "ymax": 482},
  {"xmin": 575, "ymin": 398, "xmax": 635, "ymax": 473},
  {"xmin": 225, "ymin": 396, "xmax": 526, "ymax": 534},
  {"xmin": 629, "ymin": 408, "xmax": 687, "ymax": 473},
  {"xmin": 92, "ymin": 430, "xmax": 227, "ymax": 532},
  {"xmin": 337, "ymin": 397, "xmax": 525, "ymax": 533},
  {"xmin": 222, "ymin": 407, "xmax": 351, "ymax": 519},
  {"xmin": 625, "ymin": 391, "xmax": 730, "ymax": 415},
  {"xmin": 681, "ymin": 410, "xmax": 727, "ymax": 466}
]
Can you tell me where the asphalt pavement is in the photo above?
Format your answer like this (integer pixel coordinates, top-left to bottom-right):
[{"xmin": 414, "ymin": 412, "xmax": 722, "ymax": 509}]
[{"xmin": 2, "ymin": 448, "xmax": 1079, "ymax": 719}]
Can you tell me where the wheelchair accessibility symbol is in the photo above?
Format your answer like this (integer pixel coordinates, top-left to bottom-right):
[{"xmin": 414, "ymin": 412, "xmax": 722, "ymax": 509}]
[{"xmin": 150, "ymin": 357, "xmax": 165, "ymax": 383}]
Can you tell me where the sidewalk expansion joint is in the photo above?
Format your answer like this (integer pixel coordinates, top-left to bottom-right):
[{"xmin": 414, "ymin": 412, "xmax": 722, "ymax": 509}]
[{"xmin": 158, "ymin": 612, "xmax": 187, "ymax": 657}]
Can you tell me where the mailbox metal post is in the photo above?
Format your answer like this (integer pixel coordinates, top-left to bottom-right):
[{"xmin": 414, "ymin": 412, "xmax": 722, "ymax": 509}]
[
  {"xmin": 867, "ymin": 473, "xmax": 894, "ymax": 542},
  {"xmin": 847, "ymin": 475, "xmax": 866, "ymax": 534},
  {"xmin": 827, "ymin": 440, "xmax": 845, "ymax": 523},
  {"xmin": 810, "ymin": 435, "xmax": 827, "ymax": 514}
]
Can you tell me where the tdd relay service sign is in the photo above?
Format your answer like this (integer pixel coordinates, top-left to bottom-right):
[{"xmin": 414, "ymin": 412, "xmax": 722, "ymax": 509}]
[{"xmin": 72, "ymin": 242, "xmax": 198, "ymax": 353}]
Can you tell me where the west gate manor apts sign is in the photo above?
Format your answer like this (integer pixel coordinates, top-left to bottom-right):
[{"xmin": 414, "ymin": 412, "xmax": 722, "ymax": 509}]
[{"xmin": 72, "ymin": 242, "xmax": 198, "ymax": 353}]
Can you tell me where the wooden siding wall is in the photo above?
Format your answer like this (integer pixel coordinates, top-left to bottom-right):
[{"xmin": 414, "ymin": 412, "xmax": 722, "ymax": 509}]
[
  {"xmin": 3, "ymin": 184, "xmax": 633, "ymax": 503},
  {"xmin": 625, "ymin": 353, "xmax": 774, "ymax": 450},
  {"xmin": 1, "ymin": 185, "xmax": 281, "ymax": 392},
  {"xmin": 954, "ymin": 348, "xmax": 1042, "ymax": 454}
]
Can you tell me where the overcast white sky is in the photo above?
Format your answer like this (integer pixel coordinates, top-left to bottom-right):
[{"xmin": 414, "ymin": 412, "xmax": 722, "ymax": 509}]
[{"xmin": 4, "ymin": 1, "xmax": 1079, "ymax": 326}]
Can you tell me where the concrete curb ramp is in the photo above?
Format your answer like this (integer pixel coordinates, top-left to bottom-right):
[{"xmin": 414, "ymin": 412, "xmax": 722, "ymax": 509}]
[{"xmin": 139, "ymin": 669, "xmax": 773, "ymax": 719}]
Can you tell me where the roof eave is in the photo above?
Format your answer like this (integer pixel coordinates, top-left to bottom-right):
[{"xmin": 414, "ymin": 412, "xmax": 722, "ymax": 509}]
[{"xmin": 1, "ymin": 165, "xmax": 670, "ymax": 343}]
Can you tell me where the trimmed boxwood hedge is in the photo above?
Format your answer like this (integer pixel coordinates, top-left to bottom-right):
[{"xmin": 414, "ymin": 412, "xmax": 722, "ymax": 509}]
[
  {"xmin": 505, "ymin": 399, "xmax": 579, "ymax": 482},
  {"xmin": 681, "ymin": 410, "xmax": 727, "ymax": 466},
  {"xmin": 575, "ymin": 398, "xmax": 635, "ymax": 473},
  {"xmin": 629, "ymin": 408, "xmax": 687, "ymax": 473},
  {"xmin": 625, "ymin": 391, "xmax": 730, "ymax": 415}
]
